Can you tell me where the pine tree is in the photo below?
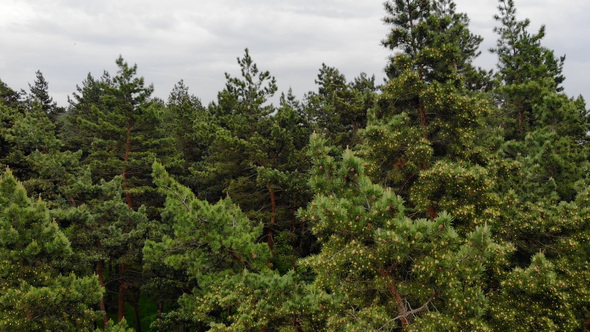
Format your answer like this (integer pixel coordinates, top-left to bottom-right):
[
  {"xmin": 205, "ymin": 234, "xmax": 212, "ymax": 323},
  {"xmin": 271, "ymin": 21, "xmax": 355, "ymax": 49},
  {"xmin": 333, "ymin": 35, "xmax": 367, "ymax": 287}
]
[
  {"xmin": 144, "ymin": 162, "xmax": 269, "ymax": 329},
  {"xmin": 486, "ymin": 187, "xmax": 590, "ymax": 330},
  {"xmin": 193, "ymin": 49, "xmax": 278, "ymax": 204},
  {"xmin": 0, "ymin": 89, "xmax": 86, "ymax": 209},
  {"xmin": 0, "ymin": 78, "xmax": 22, "ymax": 108},
  {"xmin": 0, "ymin": 169, "xmax": 103, "ymax": 331},
  {"xmin": 193, "ymin": 49, "xmax": 312, "ymax": 265},
  {"xmin": 486, "ymin": 1, "xmax": 590, "ymax": 328},
  {"xmin": 490, "ymin": 0, "xmax": 568, "ymax": 139},
  {"xmin": 382, "ymin": 0, "xmax": 483, "ymax": 85},
  {"xmin": 61, "ymin": 72, "xmax": 108, "ymax": 154},
  {"xmin": 490, "ymin": 0, "xmax": 589, "ymax": 200},
  {"xmin": 304, "ymin": 64, "xmax": 377, "ymax": 148},
  {"xmin": 362, "ymin": 0, "xmax": 494, "ymax": 229},
  {"xmin": 146, "ymin": 163, "xmax": 323, "ymax": 331},
  {"xmin": 45, "ymin": 172, "xmax": 150, "ymax": 328},
  {"xmin": 62, "ymin": 56, "xmax": 169, "ymax": 326},
  {"xmin": 161, "ymin": 80, "xmax": 208, "ymax": 190},
  {"xmin": 0, "ymin": 99, "xmax": 69, "ymax": 194},
  {"xmin": 298, "ymin": 134, "xmax": 510, "ymax": 330},
  {"xmin": 27, "ymin": 70, "xmax": 64, "ymax": 122}
]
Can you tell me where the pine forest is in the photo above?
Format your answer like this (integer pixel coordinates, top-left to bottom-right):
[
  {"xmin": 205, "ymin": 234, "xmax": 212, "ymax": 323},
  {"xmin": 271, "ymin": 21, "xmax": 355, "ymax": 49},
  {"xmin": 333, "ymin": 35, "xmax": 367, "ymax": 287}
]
[{"xmin": 1, "ymin": 0, "xmax": 589, "ymax": 331}]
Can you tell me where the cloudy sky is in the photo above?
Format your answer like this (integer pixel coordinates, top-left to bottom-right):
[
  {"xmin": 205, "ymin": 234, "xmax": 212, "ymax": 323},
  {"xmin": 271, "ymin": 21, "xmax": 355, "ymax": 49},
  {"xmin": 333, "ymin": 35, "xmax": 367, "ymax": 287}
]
[{"xmin": 1, "ymin": 0, "xmax": 588, "ymax": 106}]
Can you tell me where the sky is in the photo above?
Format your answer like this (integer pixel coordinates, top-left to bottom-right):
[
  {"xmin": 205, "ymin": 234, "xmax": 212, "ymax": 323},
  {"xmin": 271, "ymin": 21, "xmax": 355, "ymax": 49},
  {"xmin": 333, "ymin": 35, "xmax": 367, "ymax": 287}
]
[{"xmin": 1, "ymin": 0, "xmax": 589, "ymax": 107}]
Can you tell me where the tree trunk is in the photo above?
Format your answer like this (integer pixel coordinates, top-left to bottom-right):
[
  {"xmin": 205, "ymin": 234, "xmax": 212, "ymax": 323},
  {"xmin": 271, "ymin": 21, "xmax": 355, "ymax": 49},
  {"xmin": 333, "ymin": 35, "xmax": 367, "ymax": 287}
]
[
  {"xmin": 96, "ymin": 259, "xmax": 109, "ymax": 327},
  {"xmin": 118, "ymin": 120, "xmax": 133, "ymax": 322},
  {"xmin": 266, "ymin": 183, "xmax": 276, "ymax": 249},
  {"xmin": 518, "ymin": 107, "xmax": 525, "ymax": 135},
  {"xmin": 118, "ymin": 263, "xmax": 127, "ymax": 322},
  {"xmin": 428, "ymin": 205, "xmax": 437, "ymax": 220},
  {"xmin": 131, "ymin": 288, "xmax": 142, "ymax": 332},
  {"xmin": 419, "ymin": 99, "xmax": 427, "ymax": 135},
  {"xmin": 96, "ymin": 240, "xmax": 108, "ymax": 327},
  {"xmin": 419, "ymin": 161, "xmax": 436, "ymax": 219},
  {"xmin": 157, "ymin": 301, "xmax": 163, "ymax": 321},
  {"xmin": 123, "ymin": 119, "xmax": 134, "ymax": 210},
  {"xmin": 380, "ymin": 267, "xmax": 409, "ymax": 329},
  {"xmin": 294, "ymin": 317, "xmax": 304, "ymax": 332}
]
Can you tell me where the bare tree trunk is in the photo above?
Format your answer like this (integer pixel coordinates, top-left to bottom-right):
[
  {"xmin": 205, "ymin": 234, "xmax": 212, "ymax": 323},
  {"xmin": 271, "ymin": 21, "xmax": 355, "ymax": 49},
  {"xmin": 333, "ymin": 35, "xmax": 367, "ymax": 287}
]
[
  {"xmin": 157, "ymin": 301, "xmax": 163, "ymax": 320},
  {"xmin": 131, "ymin": 288, "xmax": 142, "ymax": 332},
  {"xmin": 118, "ymin": 263, "xmax": 127, "ymax": 322},
  {"xmin": 266, "ymin": 184, "xmax": 277, "ymax": 249},
  {"xmin": 96, "ymin": 258, "xmax": 109, "ymax": 327},
  {"xmin": 428, "ymin": 206, "xmax": 437, "ymax": 220},
  {"xmin": 123, "ymin": 119, "xmax": 134, "ymax": 210}
]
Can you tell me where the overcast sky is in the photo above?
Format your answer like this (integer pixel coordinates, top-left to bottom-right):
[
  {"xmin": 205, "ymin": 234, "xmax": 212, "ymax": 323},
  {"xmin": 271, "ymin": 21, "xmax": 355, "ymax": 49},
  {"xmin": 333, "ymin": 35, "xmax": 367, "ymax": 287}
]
[{"xmin": 1, "ymin": 0, "xmax": 588, "ymax": 107}]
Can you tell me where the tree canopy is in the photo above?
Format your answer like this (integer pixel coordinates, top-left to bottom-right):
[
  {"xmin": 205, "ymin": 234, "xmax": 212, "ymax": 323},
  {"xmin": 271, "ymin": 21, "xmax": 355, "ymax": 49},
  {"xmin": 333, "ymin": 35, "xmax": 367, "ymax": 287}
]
[{"xmin": 1, "ymin": 0, "xmax": 589, "ymax": 330}]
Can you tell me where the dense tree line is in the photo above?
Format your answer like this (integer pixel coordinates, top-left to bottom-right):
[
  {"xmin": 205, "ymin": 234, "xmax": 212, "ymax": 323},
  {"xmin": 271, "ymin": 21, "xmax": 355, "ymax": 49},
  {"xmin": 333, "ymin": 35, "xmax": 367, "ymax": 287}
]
[{"xmin": 1, "ymin": 0, "xmax": 589, "ymax": 330}]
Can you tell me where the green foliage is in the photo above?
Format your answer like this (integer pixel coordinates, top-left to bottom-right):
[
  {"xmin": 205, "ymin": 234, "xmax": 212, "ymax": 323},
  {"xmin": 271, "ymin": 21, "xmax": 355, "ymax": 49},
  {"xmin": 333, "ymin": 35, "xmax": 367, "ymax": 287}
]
[
  {"xmin": 304, "ymin": 65, "xmax": 377, "ymax": 148},
  {"xmin": 489, "ymin": 253, "xmax": 579, "ymax": 331},
  {"xmin": 99, "ymin": 318, "xmax": 135, "ymax": 332},
  {"xmin": 363, "ymin": 0, "xmax": 495, "ymax": 229},
  {"xmin": 490, "ymin": 0, "xmax": 587, "ymax": 140},
  {"xmin": 63, "ymin": 57, "xmax": 170, "ymax": 211},
  {"xmin": 0, "ymin": 78, "xmax": 22, "ymax": 108},
  {"xmin": 145, "ymin": 162, "xmax": 269, "ymax": 328},
  {"xmin": 27, "ymin": 70, "xmax": 64, "ymax": 122},
  {"xmin": 193, "ymin": 48, "xmax": 280, "ymax": 203},
  {"xmin": 192, "ymin": 50, "xmax": 313, "ymax": 269},
  {"xmin": 382, "ymin": 0, "xmax": 484, "ymax": 86},
  {"xmin": 161, "ymin": 80, "xmax": 208, "ymax": 190},
  {"xmin": 0, "ymin": 170, "xmax": 103, "ymax": 331},
  {"xmin": 146, "ymin": 163, "xmax": 321, "ymax": 331},
  {"xmin": 1, "ymin": 0, "xmax": 589, "ymax": 329},
  {"xmin": 299, "ymin": 134, "xmax": 511, "ymax": 330},
  {"xmin": 0, "ymin": 103, "xmax": 61, "ymax": 181}
]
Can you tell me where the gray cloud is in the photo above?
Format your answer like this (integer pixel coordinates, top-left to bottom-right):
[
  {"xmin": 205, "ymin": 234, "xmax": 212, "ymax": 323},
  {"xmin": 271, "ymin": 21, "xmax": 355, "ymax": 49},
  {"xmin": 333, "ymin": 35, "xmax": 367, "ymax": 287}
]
[{"xmin": 0, "ymin": 0, "xmax": 587, "ymax": 106}]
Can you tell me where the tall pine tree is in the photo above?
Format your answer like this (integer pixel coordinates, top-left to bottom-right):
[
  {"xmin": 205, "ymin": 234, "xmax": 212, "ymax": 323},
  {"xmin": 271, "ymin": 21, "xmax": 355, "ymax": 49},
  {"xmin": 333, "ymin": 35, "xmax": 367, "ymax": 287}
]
[{"xmin": 362, "ymin": 0, "xmax": 495, "ymax": 231}]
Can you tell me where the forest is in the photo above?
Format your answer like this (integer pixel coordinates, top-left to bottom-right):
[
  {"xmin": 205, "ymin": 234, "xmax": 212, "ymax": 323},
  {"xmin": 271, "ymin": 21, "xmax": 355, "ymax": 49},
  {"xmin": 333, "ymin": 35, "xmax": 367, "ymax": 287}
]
[{"xmin": 1, "ymin": 0, "xmax": 589, "ymax": 331}]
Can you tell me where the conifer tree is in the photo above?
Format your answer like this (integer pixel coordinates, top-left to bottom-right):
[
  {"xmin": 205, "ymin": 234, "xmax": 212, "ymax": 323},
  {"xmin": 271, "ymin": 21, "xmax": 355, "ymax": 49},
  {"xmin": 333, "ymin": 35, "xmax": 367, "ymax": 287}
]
[
  {"xmin": 362, "ymin": 0, "xmax": 494, "ymax": 228},
  {"xmin": 194, "ymin": 49, "xmax": 312, "ymax": 264},
  {"xmin": 486, "ymin": 2, "xmax": 590, "ymax": 328},
  {"xmin": 0, "ymin": 79, "xmax": 22, "ymax": 108},
  {"xmin": 144, "ymin": 162, "xmax": 269, "ymax": 329},
  {"xmin": 490, "ymin": 0, "xmax": 588, "ymax": 200},
  {"xmin": 0, "ymin": 97, "xmax": 77, "ymax": 203},
  {"xmin": 44, "ymin": 172, "xmax": 151, "ymax": 329},
  {"xmin": 0, "ymin": 169, "xmax": 103, "ymax": 331},
  {"xmin": 161, "ymin": 80, "xmax": 208, "ymax": 190},
  {"xmin": 27, "ymin": 70, "xmax": 64, "ymax": 122},
  {"xmin": 63, "ymin": 57, "xmax": 170, "ymax": 326},
  {"xmin": 145, "ymin": 163, "xmax": 322, "ymax": 331},
  {"xmin": 299, "ymin": 134, "xmax": 510, "ymax": 330},
  {"xmin": 382, "ymin": 0, "xmax": 483, "ymax": 85},
  {"xmin": 304, "ymin": 65, "xmax": 377, "ymax": 148},
  {"xmin": 193, "ymin": 49, "xmax": 278, "ymax": 204},
  {"xmin": 490, "ymin": 0, "xmax": 569, "ymax": 139},
  {"xmin": 61, "ymin": 72, "xmax": 108, "ymax": 154},
  {"xmin": 485, "ymin": 185, "xmax": 590, "ymax": 330}
]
